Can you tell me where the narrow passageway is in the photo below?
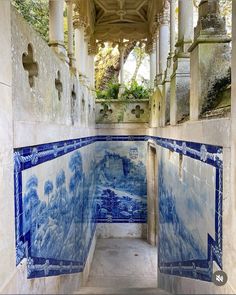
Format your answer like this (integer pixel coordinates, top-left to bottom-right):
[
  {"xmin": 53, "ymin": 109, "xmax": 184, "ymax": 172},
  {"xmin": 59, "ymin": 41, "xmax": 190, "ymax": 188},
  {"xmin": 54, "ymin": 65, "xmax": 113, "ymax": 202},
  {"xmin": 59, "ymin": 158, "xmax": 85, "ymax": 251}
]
[
  {"xmin": 87, "ymin": 238, "xmax": 157, "ymax": 288},
  {"xmin": 76, "ymin": 238, "xmax": 170, "ymax": 295},
  {"xmin": 1, "ymin": 0, "xmax": 235, "ymax": 294}
]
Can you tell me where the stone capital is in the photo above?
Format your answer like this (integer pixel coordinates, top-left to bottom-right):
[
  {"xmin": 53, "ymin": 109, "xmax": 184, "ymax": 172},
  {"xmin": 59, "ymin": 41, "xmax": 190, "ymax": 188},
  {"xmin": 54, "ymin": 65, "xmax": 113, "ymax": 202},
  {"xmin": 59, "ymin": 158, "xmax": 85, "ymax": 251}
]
[
  {"xmin": 145, "ymin": 38, "xmax": 156, "ymax": 54},
  {"xmin": 73, "ymin": 1, "xmax": 87, "ymax": 29},
  {"xmin": 158, "ymin": 1, "xmax": 170, "ymax": 25},
  {"xmin": 88, "ymin": 36, "xmax": 98, "ymax": 55}
]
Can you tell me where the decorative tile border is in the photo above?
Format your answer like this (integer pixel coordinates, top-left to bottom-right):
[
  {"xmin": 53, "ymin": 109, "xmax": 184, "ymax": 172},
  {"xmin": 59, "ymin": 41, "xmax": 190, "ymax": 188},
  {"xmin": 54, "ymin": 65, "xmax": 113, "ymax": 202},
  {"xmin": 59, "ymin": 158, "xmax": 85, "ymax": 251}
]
[{"xmin": 14, "ymin": 135, "xmax": 223, "ymax": 281}]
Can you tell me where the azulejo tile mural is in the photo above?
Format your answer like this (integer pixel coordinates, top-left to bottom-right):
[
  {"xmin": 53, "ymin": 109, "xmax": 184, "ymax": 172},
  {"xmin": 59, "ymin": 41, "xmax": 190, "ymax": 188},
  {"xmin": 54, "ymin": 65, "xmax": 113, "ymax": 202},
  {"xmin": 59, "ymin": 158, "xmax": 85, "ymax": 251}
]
[
  {"xmin": 95, "ymin": 141, "xmax": 147, "ymax": 223},
  {"xmin": 153, "ymin": 137, "xmax": 223, "ymax": 282},
  {"xmin": 14, "ymin": 136, "xmax": 147, "ymax": 278},
  {"xmin": 14, "ymin": 137, "xmax": 97, "ymax": 278},
  {"xmin": 14, "ymin": 135, "xmax": 223, "ymax": 282}
]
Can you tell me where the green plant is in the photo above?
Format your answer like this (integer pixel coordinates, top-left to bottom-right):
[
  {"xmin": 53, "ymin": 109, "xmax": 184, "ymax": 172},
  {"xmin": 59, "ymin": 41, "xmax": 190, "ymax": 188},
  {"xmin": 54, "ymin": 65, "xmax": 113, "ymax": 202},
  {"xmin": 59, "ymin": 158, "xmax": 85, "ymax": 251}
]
[
  {"xmin": 96, "ymin": 82, "xmax": 120, "ymax": 100},
  {"xmin": 106, "ymin": 82, "xmax": 120, "ymax": 99},
  {"xmin": 123, "ymin": 81, "xmax": 151, "ymax": 100},
  {"xmin": 96, "ymin": 89, "xmax": 107, "ymax": 100},
  {"xmin": 96, "ymin": 81, "xmax": 150, "ymax": 100},
  {"xmin": 12, "ymin": 0, "xmax": 49, "ymax": 42}
]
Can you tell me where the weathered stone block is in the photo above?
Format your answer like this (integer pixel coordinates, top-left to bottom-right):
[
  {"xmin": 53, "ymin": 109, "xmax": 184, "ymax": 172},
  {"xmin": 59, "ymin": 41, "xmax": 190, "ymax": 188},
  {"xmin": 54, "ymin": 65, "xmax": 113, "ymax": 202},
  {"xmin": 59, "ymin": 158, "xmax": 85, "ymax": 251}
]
[
  {"xmin": 190, "ymin": 41, "xmax": 231, "ymax": 120},
  {"xmin": 170, "ymin": 57, "xmax": 190, "ymax": 124}
]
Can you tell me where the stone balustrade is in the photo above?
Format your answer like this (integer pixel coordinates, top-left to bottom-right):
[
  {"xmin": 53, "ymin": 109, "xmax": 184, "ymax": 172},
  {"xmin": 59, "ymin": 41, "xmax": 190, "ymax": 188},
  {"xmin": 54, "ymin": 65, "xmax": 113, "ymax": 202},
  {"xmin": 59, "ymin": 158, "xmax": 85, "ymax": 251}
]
[
  {"xmin": 95, "ymin": 99, "xmax": 150, "ymax": 124},
  {"xmin": 11, "ymin": 7, "xmax": 95, "ymax": 128}
]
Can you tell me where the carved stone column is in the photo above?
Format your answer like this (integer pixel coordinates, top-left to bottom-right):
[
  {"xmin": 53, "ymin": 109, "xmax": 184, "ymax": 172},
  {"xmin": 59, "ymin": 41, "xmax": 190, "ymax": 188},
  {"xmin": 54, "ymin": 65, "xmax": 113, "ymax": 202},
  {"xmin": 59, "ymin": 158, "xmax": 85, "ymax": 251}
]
[
  {"xmin": 66, "ymin": 0, "xmax": 75, "ymax": 69},
  {"xmin": 73, "ymin": 3, "xmax": 87, "ymax": 77},
  {"xmin": 88, "ymin": 37, "xmax": 98, "ymax": 88},
  {"xmin": 49, "ymin": 0, "xmax": 67, "ymax": 58},
  {"xmin": 189, "ymin": 0, "xmax": 231, "ymax": 120},
  {"xmin": 170, "ymin": 0, "xmax": 194, "ymax": 125},
  {"xmin": 149, "ymin": 41, "xmax": 157, "ymax": 89},
  {"xmin": 177, "ymin": 0, "xmax": 194, "ymax": 53},
  {"xmin": 157, "ymin": 4, "xmax": 170, "ymax": 83},
  {"xmin": 162, "ymin": 0, "xmax": 176, "ymax": 126},
  {"xmin": 155, "ymin": 35, "xmax": 160, "ymax": 81},
  {"xmin": 169, "ymin": 0, "xmax": 176, "ymax": 59}
]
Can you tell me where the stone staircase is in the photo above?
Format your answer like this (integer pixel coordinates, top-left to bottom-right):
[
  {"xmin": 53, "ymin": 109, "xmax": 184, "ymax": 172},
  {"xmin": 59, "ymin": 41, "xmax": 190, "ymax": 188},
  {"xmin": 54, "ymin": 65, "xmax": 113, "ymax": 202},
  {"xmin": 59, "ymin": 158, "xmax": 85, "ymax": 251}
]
[{"xmin": 74, "ymin": 287, "xmax": 170, "ymax": 295}]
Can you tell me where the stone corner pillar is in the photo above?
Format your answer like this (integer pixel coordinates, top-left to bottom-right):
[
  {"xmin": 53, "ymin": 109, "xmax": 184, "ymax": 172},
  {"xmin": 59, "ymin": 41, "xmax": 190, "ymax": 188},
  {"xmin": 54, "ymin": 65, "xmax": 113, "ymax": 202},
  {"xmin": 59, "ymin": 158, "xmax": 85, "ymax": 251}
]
[
  {"xmin": 188, "ymin": 0, "xmax": 231, "ymax": 121},
  {"xmin": 170, "ymin": 0, "xmax": 193, "ymax": 125}
]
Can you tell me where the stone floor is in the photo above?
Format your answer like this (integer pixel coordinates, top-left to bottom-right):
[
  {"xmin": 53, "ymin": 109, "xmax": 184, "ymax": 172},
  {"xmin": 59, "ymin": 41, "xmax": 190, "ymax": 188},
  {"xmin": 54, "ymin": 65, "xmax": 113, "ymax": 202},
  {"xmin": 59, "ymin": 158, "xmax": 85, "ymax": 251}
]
[{"xmin": 86, "ymin": 238, "xmax": 157, "ymax": 289}]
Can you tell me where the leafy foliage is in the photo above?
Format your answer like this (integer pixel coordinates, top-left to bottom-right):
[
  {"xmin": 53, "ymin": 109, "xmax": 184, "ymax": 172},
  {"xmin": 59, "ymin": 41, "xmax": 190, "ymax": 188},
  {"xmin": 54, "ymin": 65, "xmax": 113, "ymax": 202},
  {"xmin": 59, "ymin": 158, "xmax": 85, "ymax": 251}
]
[
  {"xmin": 96, "ymin": 82, "xmax": 120, "ymax": 100},
  {"xmin": 12, "ymin": 0, "xmax": 49, "ymax": 42},
  {"xmin": 96, "ymin": 81, "xmax": 150, "ymax": 100},
  {"xmin": 123, "ymin": 81, "xmax": 151, "ymax": 100}
]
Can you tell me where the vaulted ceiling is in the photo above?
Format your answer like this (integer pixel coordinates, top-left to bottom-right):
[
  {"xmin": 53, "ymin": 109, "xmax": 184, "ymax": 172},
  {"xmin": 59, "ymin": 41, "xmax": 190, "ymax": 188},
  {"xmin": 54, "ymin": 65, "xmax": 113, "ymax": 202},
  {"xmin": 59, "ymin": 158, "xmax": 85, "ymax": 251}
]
[{"xmin": 78, "ymin": 0, "xmax": 165, "ymax": 44}]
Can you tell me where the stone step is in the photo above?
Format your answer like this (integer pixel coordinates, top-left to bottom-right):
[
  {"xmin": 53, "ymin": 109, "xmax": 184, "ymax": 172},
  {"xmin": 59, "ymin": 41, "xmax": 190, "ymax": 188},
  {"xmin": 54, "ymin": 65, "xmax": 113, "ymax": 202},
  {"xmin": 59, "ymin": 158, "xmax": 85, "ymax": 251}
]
[{"xmin": 74, "ymin": 287, "xmax": 170, "ymax": 295}]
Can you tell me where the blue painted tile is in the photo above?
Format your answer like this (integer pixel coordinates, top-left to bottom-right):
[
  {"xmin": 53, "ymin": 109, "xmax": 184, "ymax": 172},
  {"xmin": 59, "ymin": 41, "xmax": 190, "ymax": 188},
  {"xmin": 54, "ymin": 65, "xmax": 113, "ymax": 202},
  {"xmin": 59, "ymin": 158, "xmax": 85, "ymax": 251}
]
[{"xmin": 13, "ymin": 135, "xmax": 223, "ymax": 282}]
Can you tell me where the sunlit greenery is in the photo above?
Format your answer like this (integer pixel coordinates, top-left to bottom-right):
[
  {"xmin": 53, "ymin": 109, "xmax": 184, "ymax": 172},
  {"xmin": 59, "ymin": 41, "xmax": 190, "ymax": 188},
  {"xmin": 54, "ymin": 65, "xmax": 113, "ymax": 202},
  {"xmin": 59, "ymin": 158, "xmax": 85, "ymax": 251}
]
[
  {"xmin": 123, "ymin": 81, "xmax": 151, "ymax": 100},
  {"xmin": 96, "ymin": 82, "xmax": 120, "ymax": 100},
  {"xmin": 96, "ymin": 81, "xmax": 150, "ymax": 100},
  {"xmin": 12, "ymin": 0, "xmax": 49, "ymax": 42}
]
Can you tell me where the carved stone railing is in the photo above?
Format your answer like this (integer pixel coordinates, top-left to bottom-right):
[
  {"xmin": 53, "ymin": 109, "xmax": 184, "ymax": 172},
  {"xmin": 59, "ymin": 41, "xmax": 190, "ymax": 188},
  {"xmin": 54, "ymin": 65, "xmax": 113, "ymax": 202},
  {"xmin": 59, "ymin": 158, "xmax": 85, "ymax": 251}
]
[
  {"xmin": 11, "ymin": 7, "xmax": 95, "ymax": 128},
  {"xmin": 95, "ymin": 99, "xmax": 150, "ymax": 124}
]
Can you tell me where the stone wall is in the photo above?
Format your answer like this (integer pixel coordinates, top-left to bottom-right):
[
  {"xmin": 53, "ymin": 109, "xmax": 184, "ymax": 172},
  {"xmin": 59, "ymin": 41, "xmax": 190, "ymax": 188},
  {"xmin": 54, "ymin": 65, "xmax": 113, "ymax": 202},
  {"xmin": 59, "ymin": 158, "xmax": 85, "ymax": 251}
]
[
  {"xmin": 0, "ymin": 3, "xmax": 97, "ymax": 294},
  {"xmin": 11, "ymin": 8, "xmax": 95, "ymax": 129}
]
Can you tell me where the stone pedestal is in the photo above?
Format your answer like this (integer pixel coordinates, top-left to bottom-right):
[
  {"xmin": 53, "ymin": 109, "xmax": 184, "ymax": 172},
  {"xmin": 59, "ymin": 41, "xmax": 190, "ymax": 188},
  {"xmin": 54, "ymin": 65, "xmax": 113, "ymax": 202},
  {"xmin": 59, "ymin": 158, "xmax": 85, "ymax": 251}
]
[
  {"xmin": 162, "ymin": 58, "xmax": 173, "ymax": 126},
  {"xmin": 170, "ymin": 0, "xmax": 193, "ymax": 125},
  {"xmin": 149, "ymin": 88, "xmax": 162, "ymax": 127},
  {"xmin": 170, "ymin": 56, "xmax": 190, "ymax": 124},
  {"xmin": 189, "ymin": 0, "xmax": 231, "ymax": 120}
]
